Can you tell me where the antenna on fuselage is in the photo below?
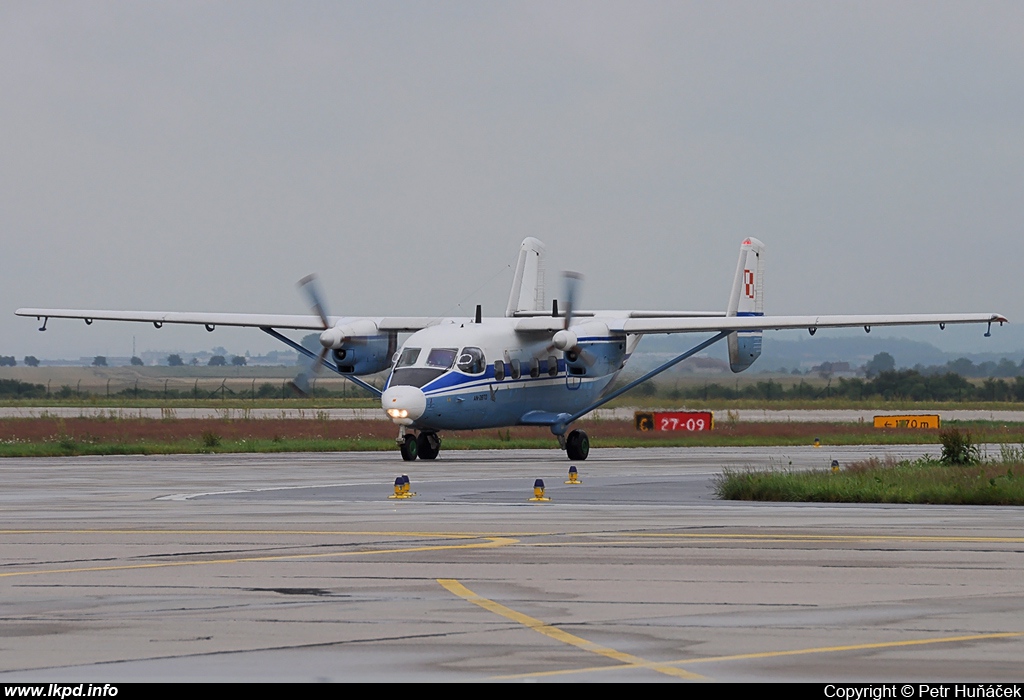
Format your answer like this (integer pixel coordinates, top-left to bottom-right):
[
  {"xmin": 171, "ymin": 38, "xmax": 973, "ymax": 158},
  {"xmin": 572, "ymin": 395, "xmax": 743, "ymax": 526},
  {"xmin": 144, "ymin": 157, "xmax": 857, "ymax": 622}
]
[
  {"xmin": 552, "ymin": 300, "xmax": 558, "ymax": 318},
  {"xmin": 475, "ymin": 305, "xmax": 482, "ymax": 324}
]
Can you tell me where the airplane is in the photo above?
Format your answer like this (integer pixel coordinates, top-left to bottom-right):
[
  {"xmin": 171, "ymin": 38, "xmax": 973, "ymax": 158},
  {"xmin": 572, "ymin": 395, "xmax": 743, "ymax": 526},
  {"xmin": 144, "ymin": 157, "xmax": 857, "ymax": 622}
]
[{"xmin": 16, "ymin": 237, "xmax": 1007, "ymax": 462}]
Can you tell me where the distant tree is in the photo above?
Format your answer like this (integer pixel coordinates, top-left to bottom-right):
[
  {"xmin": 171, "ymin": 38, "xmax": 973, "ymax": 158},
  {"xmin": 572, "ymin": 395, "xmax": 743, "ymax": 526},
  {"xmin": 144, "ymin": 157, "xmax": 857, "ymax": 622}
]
[
  {"xmin": 190, "ymin": 357, "xmax": 199, "ymax": 366},
  {"xmin": 0, "ymin": 378, "xmax": 46, "ymax": 398},
  {"xmin": 0, "ymin": 356, "xmax": 16, "ymax": 367},
  {"xmin": 231, "ymin": 355, "xmax": 247, "ymax": 366},
  {"xmin": 1015, "ymin": 376, "xmax": 1024, "ymax": 402},
  {"xmin": 256, "ymin": 382, "xmax": 279, "ymax": 398},
  {"xmin": 130, "ymin": 356, "xmax": 144, "ymax": 366},
  {"xmin": 23, "ymin": 356, "xmax": 39, "ymax": 367},
  {"xmin": 208, "ymin": 355, "xmax": 227, "ymax": 367},
  {"xmin": 299, "ymin": 334, "xmax": 321, "ymax": 363},
  {"xmin": 635, "ymin": 381, "xmax": 657, "ymax": 397},
  {"xmin": 167, "ymin": 354, "xmax": 184, "ymax": 367},
  {"xmin": 994, "ymin": 358, "xmax": 1018, "ymax": 378},
  {"xmin": 864, "ymin": 352, "xmax": 895, "ymax": 378},
  {"xmin": 947, "ymin": 357, "xmax": 975, "ymax": 377},
  {"xmin": 976, "ymin": 361, "xmax": 997, "ymax": 377},
  {"xmin": 92, "ymin": 356, "xmax": 107, "ymax": 367}
]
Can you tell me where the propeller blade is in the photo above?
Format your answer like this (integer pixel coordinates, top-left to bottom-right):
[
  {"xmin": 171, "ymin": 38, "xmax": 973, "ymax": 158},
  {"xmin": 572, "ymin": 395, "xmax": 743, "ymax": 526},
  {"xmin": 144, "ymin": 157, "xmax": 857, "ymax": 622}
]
[
  {"xmin": 288, "ymin": 346, "xmax": 331, "ymax": 397},
  {"xmin": 298, "ymin": 274, "xmax": 330, "ymax": 329},
  {"xmin": 291, "ymin": 274, "xmax": 334, "ymax": 394},
  {"xmin": 562, "ymin": 271, "xmax": 583, "ymax": 330}
]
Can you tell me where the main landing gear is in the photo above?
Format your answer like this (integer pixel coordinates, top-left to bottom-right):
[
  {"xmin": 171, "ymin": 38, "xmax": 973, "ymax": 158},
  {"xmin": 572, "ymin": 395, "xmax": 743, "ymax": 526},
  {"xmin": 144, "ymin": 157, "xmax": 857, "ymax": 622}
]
[
  {"xmin": 398, "ymin": 428, "xmax": 441, "ymax": 461},
  {"xmin": 565, "ymin": 429, "xmax": 589, "ymax": 461}
]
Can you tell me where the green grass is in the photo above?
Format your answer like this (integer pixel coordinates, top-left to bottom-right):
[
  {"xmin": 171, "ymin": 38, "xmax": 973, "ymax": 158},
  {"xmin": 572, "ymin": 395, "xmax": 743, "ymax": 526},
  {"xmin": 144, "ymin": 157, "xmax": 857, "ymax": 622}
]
[
  {"xmin": 3, "ymin": 394, "xmax": 1024, "ymax": 411},
  {"xmin": 4, "ymin": 419, "xmax": 1024, "ymax": 458},
  {"xmin": 0, "ymin": 436, "xmax": 401, "ymax": 458},
  {"xmin": 715, "ymin": 455, "xmax": 1024, "ymax": 505}
]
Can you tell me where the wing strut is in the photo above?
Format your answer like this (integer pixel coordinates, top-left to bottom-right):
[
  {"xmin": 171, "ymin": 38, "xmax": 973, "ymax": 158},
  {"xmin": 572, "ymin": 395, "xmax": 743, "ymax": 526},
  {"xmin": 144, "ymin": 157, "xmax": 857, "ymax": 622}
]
[
  {"xmin": 260, "ymin": 327, "xmax": 383, "ymax": 398},
  {"xmin": 551, "ymin": 331, "xmax": 729, "ymax": 436}
]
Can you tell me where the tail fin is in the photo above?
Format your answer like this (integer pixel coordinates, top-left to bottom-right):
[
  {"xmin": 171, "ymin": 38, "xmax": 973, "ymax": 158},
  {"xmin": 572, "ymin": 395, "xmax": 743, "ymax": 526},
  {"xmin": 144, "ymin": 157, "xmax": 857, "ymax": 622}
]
[
  {"xmin": 726, "ymin": 237, "xmax": 765, "ymax": 372},
  {"xmin": 505, "ymin": 237, "xmax": 546, "ymax": 317}
]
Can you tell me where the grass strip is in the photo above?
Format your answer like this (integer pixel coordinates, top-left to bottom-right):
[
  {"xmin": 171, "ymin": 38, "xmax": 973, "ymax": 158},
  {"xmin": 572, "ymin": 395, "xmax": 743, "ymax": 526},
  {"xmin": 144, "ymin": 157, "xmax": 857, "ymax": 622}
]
[
  {"xmin": 4, "ymin": 420, "xmax": 1024, "ymax": 458},
  {"xmin": 716, "ymin": 458, "xmax": 1024, "ymax": 505}
]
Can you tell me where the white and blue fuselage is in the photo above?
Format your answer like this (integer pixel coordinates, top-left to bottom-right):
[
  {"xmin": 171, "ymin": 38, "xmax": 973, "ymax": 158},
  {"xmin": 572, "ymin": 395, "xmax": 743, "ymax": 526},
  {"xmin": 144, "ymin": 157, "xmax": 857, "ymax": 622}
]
[{"xmin": 380, "ymin": 320, "xmax": 634, "ymax": 431}]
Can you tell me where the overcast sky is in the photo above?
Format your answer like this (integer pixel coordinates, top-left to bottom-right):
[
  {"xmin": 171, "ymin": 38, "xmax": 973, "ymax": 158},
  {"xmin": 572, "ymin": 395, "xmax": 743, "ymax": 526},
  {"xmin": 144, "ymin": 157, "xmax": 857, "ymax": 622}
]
[{"xmin": 2, "ymin": 1, "xmax": 1022, "ymax": 360}]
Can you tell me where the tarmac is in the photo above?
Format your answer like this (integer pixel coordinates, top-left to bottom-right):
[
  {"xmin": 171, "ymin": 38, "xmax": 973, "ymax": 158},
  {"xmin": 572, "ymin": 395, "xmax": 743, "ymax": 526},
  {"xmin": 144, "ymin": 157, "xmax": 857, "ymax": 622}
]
[{"xmin": 1, "ymin": 446, "xmax": 1022, "ymax": 682}]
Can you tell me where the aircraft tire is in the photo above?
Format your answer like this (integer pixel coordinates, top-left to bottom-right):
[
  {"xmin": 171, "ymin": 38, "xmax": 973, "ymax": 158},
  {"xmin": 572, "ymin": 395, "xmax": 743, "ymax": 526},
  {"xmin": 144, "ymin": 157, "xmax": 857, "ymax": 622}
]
[
  {"xmin": 566, "ymin": 429, "xmax": 589, "ymax": 461},
  {"xmin": 400, "ymin": 435, "xmax": 418, "ymax": 461},
  {"xmin": 417, "ymin": 432, "xmax": 440, "ymax": 460}
]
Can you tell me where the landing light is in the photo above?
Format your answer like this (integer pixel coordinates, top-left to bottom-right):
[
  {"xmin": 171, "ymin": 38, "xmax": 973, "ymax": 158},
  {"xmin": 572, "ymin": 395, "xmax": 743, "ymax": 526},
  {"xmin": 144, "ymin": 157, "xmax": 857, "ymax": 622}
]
[{"xmin": 387, "ymin": 408, "xmax": 409, "ymax": 419}]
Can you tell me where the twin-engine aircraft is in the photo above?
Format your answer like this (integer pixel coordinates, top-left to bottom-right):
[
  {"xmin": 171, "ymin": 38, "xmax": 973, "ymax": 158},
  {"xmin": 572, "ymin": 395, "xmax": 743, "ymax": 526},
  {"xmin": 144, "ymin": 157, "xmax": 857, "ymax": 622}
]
[{"xmin": 17, "ymin": 238, "xmax": 1007, "ymax": 461}]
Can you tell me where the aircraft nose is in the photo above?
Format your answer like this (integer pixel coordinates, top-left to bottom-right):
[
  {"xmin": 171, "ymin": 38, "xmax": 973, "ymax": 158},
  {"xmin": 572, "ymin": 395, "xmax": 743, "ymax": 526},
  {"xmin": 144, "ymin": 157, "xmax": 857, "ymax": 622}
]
[{"xmin": 381, "ymin": 385, "xmax": 426, "ymax": 424}]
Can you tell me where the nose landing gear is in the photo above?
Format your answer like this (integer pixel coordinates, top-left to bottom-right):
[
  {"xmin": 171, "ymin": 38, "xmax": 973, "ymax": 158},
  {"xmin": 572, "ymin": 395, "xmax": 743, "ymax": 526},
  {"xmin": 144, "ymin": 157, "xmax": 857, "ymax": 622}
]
[
  {"xmin": 417, "ymin": 431, "xmax": 441, "ymax": 460},
  {"xmin": 397, "ymin": 428, "xmax": 441, "ymax": 461},
  {"xmin": 400, "ymin": 434, "xmax": 418, "ymax": 461}
]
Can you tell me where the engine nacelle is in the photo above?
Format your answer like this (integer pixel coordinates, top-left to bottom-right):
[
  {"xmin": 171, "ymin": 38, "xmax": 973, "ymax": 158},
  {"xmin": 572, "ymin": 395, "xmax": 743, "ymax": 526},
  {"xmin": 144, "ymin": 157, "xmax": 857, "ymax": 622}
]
[
  {"xmin": 562, "ymin": 323, "xmax": 626, "ymax": 378},
  {"xmin": 332, "ymin": 333, "xmax": 398, "ymax": 375},
  {"xmin": 320, "ymin": 318, "xmax": 380, "ymax": 349}
]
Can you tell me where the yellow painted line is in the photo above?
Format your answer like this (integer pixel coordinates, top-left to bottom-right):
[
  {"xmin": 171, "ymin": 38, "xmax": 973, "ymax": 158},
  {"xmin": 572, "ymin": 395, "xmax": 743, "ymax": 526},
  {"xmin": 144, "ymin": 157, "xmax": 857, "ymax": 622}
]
[
  {"xmin": 437, "ymin": 578, "xmax": 707, "ymax": 681},
  {"xmin": 671, "ymin": 631, "xmax": 1024, "ymax": 665},
  {"xmin": 497, "ymin": 631, "xmax": 1024, "ymax": 680},
  {"xmin": 0, "ymin": 537, "xmax": 517, "ymax": 579}
]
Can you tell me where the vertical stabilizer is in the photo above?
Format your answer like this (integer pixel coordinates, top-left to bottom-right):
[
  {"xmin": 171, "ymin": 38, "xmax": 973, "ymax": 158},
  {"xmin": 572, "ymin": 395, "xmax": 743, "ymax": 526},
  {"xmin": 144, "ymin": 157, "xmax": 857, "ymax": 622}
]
[
  {"xmin": 726, "ymin": 237, "xmax": 765, "ymax": 372},
  {"xmin": 506, "ymin": 237, "xmax": 546, "ymax": 317}
]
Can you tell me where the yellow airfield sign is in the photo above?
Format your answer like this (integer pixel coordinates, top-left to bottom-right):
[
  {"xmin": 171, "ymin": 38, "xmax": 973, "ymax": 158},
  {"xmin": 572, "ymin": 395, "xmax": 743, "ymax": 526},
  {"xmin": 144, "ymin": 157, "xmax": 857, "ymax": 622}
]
[{"xmin": 873, "ymin": 415, "xmax": 940, "ymax": 429}]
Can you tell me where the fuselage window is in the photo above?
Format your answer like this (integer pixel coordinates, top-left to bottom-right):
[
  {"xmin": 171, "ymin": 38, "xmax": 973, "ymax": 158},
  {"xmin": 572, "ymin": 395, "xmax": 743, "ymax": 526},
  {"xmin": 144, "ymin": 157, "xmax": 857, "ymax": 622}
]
[
  {"xmin": 456, "ymin": 347, "xmax": 485, "ymax": 374},
  {"xmin": 494, "ymin": 359, "xmax": 505, "ymax": 381},
  {"xmin": 510, "ymin": 359, "xmax": 521, "ymax": 380},
  {"xmin": 529, "ymin": 357, "xmax": 540, "ymax": 378},
  {"xmin": 396, "ymin": 347, "xmax": 421, "ymax": 368},
  {"xmin": 426, "ymin": 348, "xmax": 458, "ymax": 369},
  {"xmin": 547, "ymin": 355, "xmax": 559, "ymax": 376}
]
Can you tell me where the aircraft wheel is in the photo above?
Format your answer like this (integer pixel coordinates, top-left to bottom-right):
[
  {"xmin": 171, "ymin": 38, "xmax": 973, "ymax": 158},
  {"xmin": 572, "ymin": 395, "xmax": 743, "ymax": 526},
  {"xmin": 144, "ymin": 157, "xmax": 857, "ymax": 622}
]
[
  {"xmin": 566, "ymin": 429, "xmax": 589, "ymax": 461},
  {"xmin": 417, "ymin": 432, "xmax": 440, "ymax": 460},
  {"xmin": 400, "ymin": 435, "xmax": 418, "ymax": 461}
]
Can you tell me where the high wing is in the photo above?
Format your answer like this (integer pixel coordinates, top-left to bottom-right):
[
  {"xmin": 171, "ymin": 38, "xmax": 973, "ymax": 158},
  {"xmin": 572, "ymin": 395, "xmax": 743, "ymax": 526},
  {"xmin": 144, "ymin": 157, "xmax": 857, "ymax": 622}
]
[
  {"xmin": 617, "ymin": 313, "xmax": 1008, "ymax": 334},
  {"xmin": 515, "ymin": 312, "xmax": 1007, "ymax": 334},
  {"xmin": 14, "ymin": 308, "xmax": 442, "ymax": 333}
]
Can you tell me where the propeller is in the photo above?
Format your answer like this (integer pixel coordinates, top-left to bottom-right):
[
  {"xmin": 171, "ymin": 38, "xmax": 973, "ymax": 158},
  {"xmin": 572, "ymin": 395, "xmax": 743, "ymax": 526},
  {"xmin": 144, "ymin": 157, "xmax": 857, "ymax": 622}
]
[
  {"xmin": 535, "ymin": 271, "xmax": 595, "ymax": 367},
  {"xmin": 561, "ymin": 271, "xmax": 582, "ymax": 329},
  {"xmin": 290, "ymin": 274, "xmax": 333, "ymax": 396}
]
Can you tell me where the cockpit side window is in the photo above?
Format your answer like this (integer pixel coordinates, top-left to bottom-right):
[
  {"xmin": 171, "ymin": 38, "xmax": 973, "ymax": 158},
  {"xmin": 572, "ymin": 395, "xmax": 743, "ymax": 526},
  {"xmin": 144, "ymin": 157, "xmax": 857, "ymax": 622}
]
[
  {"xmin": 425, "ymin": 348, "xmax": 458, "ymax": 369},
  {"xmin": 396, "ymin": 347, "xmax": 421, "ymax": 368},
  {"xmin": 456, "ymin": 347, "xmax": 485, "ymax": 374}
]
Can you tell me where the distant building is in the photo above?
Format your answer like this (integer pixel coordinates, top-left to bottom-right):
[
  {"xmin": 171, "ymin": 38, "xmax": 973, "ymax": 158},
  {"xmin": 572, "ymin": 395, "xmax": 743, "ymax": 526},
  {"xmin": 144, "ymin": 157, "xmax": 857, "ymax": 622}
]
[{"xmin": 811, "ymin": 361, "xmax": 858, "ymax": 378}]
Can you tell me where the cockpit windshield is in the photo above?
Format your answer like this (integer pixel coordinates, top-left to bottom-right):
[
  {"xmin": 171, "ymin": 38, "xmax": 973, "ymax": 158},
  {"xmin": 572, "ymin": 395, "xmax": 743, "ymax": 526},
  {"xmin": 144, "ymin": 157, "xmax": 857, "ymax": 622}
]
[
  {"xmin": 388, "ymin": 346, "xmax": 459, "ymax": 389},
  {"xmin": 396, "ymin": 347, "xmax": 420, "ymax": 368},
  {"xmin": 425, "ymin": 348, "xmax": 458, "ymax": 369}
]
